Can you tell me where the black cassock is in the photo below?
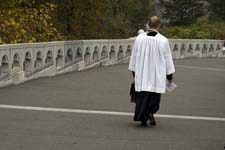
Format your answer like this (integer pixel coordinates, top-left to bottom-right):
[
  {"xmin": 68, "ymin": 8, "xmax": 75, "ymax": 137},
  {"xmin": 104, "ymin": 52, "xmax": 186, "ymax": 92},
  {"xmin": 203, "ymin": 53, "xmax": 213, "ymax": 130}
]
[
  {"xmin": 129, "ymin": 73, "xmax": 161, "ymax": 122},
  {"xmin": 133, "ymin": 91, "xmax": 161, "ymax": 122},
  {"xmin": 129, "ymin": 70, "xmax": 173, "ymax": 122}
]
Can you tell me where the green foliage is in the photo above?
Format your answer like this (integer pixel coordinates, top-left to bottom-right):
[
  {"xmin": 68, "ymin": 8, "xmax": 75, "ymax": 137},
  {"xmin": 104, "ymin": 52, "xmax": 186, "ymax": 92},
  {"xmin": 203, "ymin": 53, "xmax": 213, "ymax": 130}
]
[
  {"xmin": 1, "ymin": 0, "xmax": 155, "ymax": 43},
  {"xmin": 56, "ymin": 0, "xmax": 74, "ymax": 40},
  {"xmin": 0, "ymin": 0, "xmax": 224, "ymax": 44},
  {"xmin": 161, "ymin": 17, "xmax": 225, "ymax": 39},
  {"xmin": 117, "ymin": 0, "xmax": 155, "ymax": 35},
  {"xmin": 109, "ymin": 14, "xmax": 132, "ymax": 39},
  {"xmin": 72, "ymin": 0, "xmax": 117, "ymax": 39},
  {"xmin": 0, "ymin": 0, "xmax": 62, "ymax": 44},
  {"xmin": 56, "ymin": 0, "xmax": 134, "ymax": 40},
  {"xmin": 159, "ymin": 0, "xmax": 205, "ymax": 25}
]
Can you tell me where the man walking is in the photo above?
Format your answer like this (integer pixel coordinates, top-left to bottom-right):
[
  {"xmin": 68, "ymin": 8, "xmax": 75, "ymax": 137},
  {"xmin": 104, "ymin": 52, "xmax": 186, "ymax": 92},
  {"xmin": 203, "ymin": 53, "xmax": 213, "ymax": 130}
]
[{"xmin": 129, "ymin": 16, "xmax": 175, "ymax": 127}]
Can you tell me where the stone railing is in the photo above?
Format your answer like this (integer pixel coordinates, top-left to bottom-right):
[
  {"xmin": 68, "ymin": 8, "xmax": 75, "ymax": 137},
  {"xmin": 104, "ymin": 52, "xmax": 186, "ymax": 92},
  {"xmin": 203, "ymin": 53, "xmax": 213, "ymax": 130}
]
[
  {"xmin": 169, "ymin": 39, "xmax": 224, "ymax": 59},
  {"xmin": 0, "ymin": 39, "xmax": 224, "ymax": 88}
]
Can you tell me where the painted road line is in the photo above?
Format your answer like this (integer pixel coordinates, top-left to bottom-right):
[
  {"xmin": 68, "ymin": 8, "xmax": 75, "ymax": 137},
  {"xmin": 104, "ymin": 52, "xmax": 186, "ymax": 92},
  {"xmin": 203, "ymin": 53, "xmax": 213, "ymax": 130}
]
[
  {"xmin": 175, "ymin": 65, "xmax": 225, "ymax": 72},
  {"xmin": 0, "ymin": 104, "xmax": 225, "ymax": 122}
]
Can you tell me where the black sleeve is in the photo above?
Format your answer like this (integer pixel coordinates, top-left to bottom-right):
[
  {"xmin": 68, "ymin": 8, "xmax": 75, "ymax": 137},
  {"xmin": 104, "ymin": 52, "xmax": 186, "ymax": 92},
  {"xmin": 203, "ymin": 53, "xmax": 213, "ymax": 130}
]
[
  {"xmin": 166, "ymin": 74, "xmax": 173, "ymax": 80},
  {"xmin": 132, "ymin": 71, "xmax": 135, "ymax": 78}
]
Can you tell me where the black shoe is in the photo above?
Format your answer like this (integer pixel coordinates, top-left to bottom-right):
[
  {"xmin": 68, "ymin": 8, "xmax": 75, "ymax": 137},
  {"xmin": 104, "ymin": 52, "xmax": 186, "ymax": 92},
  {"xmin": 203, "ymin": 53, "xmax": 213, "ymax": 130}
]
[
  {"xmin": 141, "ymin": 121, "xmax": 148, "ymax": 127},
  {"xmin": 149, "ymin": 114, "xmax": 156, "ymax": 126}
]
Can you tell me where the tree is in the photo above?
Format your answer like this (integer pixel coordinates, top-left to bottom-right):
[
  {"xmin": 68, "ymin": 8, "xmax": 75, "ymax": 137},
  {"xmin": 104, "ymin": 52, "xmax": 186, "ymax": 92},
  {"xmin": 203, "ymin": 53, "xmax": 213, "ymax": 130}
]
[
  {"xmin": 0, "ymin": 0, "xmax": 62, "ymax": 44},
  {"xmin": 159, "ymin": 0, "xmax": 205, "ymax": 25},
  {"xmin": 207, "ymin": 0, "xmax": 225, "ymax": 21},
  {"xmin": 118, "ymin": 0, "xmax": 155, "ymax": 34},
  {"xmin": 66, "ymin": 0, "xmax": 132, "ymax": 39},
  {"xmin": 57, "ymin": 0, "xmax": 74, "ymax": 40}
]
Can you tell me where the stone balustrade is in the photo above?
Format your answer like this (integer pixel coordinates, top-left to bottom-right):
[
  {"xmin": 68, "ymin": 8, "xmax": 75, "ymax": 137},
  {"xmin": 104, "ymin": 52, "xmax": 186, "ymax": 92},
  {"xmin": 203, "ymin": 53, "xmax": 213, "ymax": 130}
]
[
  {"xmin": 0, "ymin": 39, "xmax": 224, "ymax": 88},
  {"xmin": 170, "ymin": 39, "xmax": 224, "ymax": 59}
]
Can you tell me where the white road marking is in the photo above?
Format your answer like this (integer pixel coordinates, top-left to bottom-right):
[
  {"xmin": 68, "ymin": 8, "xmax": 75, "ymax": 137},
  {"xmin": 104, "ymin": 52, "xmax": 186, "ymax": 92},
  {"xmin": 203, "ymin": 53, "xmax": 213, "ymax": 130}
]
[
  {"xmin": 0, "ymin": 104, "xmax": 225, "ymax": 122},
  {"xmin": 175, "ymin": 65, "xmax": 225, "ymax": 72}
]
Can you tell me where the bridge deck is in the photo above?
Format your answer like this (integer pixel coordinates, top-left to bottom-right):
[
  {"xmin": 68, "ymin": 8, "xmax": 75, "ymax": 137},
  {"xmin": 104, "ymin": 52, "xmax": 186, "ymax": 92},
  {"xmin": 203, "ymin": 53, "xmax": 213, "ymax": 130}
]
[{"xmin": 0, "ymin": 58, "xmax": 225, "ymax": 150}]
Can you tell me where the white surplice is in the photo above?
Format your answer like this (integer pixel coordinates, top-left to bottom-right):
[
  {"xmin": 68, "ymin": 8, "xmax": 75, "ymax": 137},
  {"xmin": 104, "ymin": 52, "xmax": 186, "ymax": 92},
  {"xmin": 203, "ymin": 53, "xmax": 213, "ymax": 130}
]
[{"xmin": 128, "ymin": 31, "xmax": 175, "ymax": 93}]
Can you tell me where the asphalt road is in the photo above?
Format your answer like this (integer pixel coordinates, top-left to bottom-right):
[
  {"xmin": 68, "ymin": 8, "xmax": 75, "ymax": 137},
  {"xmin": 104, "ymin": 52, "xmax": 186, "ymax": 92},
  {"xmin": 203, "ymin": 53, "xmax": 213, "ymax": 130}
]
[{"xmin": 0, "ymin": 58, "xmax": 225, "ymax": 150}]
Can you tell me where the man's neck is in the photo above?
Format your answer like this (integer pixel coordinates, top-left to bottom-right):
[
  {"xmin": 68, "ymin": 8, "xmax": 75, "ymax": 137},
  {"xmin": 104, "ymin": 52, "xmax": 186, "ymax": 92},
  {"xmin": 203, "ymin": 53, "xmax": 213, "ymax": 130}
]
[{"xmin": 148, "ymin": 28, "xmax": 158, "ymax": 32}]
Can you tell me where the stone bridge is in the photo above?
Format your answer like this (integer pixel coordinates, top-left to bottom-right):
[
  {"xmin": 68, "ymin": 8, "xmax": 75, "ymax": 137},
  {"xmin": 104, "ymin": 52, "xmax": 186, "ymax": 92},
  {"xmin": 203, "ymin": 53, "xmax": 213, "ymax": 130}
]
[
  {"xmin": 0, "ymin": 39, "xmax": 224, "ymax": 88},
  {"xmin": 0, "ymin": 57, "xmax": 225, "ymax": 150}
]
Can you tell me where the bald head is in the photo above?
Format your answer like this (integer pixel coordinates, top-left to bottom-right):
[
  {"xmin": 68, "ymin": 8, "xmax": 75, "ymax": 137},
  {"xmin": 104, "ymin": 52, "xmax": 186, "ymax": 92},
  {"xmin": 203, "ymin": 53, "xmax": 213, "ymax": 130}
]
[{"xmin": 148, "ymin": 16, "xmax": 161, "ymax": 29}]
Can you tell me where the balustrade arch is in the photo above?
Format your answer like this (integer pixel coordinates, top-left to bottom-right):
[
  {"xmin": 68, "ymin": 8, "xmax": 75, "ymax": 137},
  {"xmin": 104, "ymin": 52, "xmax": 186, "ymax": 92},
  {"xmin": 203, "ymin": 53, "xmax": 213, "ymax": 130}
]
[
  {"xmin": 65, "ymin": 48, "xmax": 73, "ymax": 63},
  {"xmin": 202, "ymin": 44, "xmax": 208, "ymax": 54},
  {"xmin": 195, "ymin": 44, "xmax": 200, "ymax": 51},
  {"xmin": 93, "ymin": 46, "xmax": 99, "ymax": 62},
  {"xmin": 117, "ymin": 45, "xmax": 124, "ymax": 60},
  {"xmin": 75, "ymin": 47, "xmax": 82, "ymax": 62},
  {"xmin": 34, "ymin": 51, "xmax": 43, "ymax": 69},
  {"xmin": 101, "ymin": 46, "xmax": 107, "ymax": 59},
  {"xmin": 180, "ymin": 44, "xmax": 186, "ymax": 57},
  {"xmin": 188, "ymin": 44, "xmax": 193, "ymax": 54},
  {"xmin": 216, "ymin": 44, "xmax": 221, "ymax": 51},
  {"xmin": 56, "ymin": 49, "xmax": 63, "ymax": 67},
  {"xmin": 126, "ymin": 45, "xmax": 131, "ymax": 56},
  {"xmin": 84, "ymin": 47, "xmax": 91, "ymax": 64},
  {"xmin": 23, "ymin": 51, "xmax": 32, "ymax": 72},
  {"xmin": 209, "ymin": 44, "xmax": 214, "ymax": 53},
  {"xmin": 110, "ymin": 45, "xmax": 116, "ymax": 60},
  {"xmin": 45, "ymin": 50, "xmax": 53, "ymax": 66},
  {"xmin": 173, "ymin": 44, "xmax": 179, "ymax": 52},
  {"xmin": 12, "ymin": 53, "xmax": 20, "ymax": 69},
  {"xmin": 1, "ymin": 55, "xmax": 10, "ymax": 74}
]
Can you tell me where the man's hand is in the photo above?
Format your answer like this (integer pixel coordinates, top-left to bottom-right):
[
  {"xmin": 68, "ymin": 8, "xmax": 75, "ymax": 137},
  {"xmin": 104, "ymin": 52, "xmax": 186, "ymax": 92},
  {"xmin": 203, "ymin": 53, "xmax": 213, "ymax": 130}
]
[{"xmin": 167, "ymin": 79, "xmax": 173, "ymax": 83}]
